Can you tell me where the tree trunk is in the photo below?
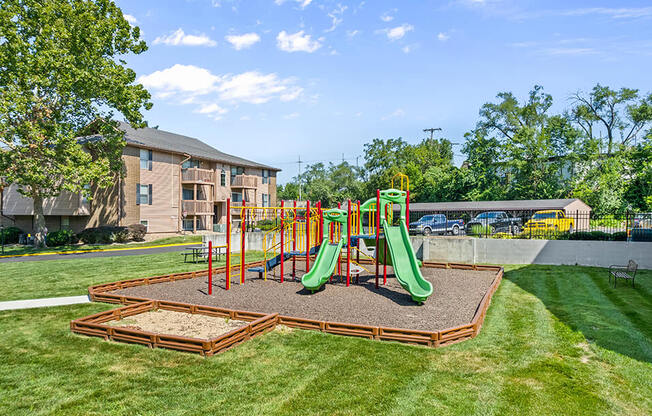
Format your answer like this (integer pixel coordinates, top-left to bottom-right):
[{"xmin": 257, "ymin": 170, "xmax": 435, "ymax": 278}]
[{"xmin": 33, "ymin": 194, "xmax": 47, "ymax": 247}]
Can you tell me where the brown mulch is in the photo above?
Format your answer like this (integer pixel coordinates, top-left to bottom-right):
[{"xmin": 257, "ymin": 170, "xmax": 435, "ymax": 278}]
[{"xmin": 111, "ymin": 260, "xmax": 497, "ymax": 332}]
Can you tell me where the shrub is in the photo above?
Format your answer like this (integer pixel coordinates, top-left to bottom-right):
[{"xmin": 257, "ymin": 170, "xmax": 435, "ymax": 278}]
[
  {"xmin": 469, "ymin": 224, "xmax": 492, "ymax": 236},
  {"xmin": 611, "ymin": 231, "xmax": 628, "ymax": 241},
  {"xmin": 256, "ymin": 219, "xmax": 281, "ymax": 231},
  {"xmin": 0, "ymin": 226, "xmax": 23, "ymax": 244},
  {"xmin": 46, "ymin": 229, "xmax": 78, "ymax": 246},
  {"xmin": 114, "ymin": 228, "xmax": 131, "ymax": 243},
  {"xmin": 127, "ymin": 223, "xmax": 147, "ymax": 241},
  {"xmin": 568, "ymin": 231, "xmax": 612, "ymax": 241}
]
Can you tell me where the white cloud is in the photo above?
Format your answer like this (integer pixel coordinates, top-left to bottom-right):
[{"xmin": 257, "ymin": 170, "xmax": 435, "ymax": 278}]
[
  {"xmin": 437, "ymin": 32, "xmax": 450, "ymax": 42},
  {"xmin": 380, "ymin": 8, "xmax": 397, "ymax": 22},
  {"xmin": 378, "ymin": 24, "xmax": 413, "ymax": 41},
  {"xmin": 123, "ymin": 14, "xmax": 138, "ymax": 25},
  {"xmin": 240, "ymin": 115, "xmax": 251, "ymax": 121},
  {"xmin": 325, "ymin": 4, "xmax": 347, "ymax": 32},
  {"xmin": 283, "ymin": 112, "xmax": 300, "ymax": 119},
  {"xmin": 543, "ymin": 47, "xmax": 598, "ymax": 56},
  {"xmin": 276, "ymin": 30, "xmax": 322, "ymax": 52},
  {"xmin": 138, "ymin": 65, "xmax": 305, "ymax": 119},
  {"xmin": 137, "ymin": 64, "xmax": 221, "ymax": 95},
  {"xmin": 153, "ymin": 28, "xmax": 217, "ymax": 47},
  {"xmin": 225, "ymin": 33, "xmax": 261, "ymax": 50},
  {"xmin": 562, "ymin": 7, "xmax": 652, "ymax": 19},
  {"xmin": 275, "ymin": 0, "xmax": 312, "ymax": 9},
  {"xmin": 216, "ymin": 72, "xmax": 299, "ymax": 104},
  {"xmin": 382, "ymin": 108, "xmax": 405, "ymax": 120},
  {"xmin": 402, "ymin": 44, "xmax": 417, "ymax": 54},
  {"xmin": 347, "ymin": 29, "xmax": 360, "ymax": 38}
]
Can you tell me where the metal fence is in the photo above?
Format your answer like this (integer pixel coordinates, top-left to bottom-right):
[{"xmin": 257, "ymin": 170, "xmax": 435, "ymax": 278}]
[{"xmin": 406, "ymin": 210, "xmax": 652, "ymax": 242}]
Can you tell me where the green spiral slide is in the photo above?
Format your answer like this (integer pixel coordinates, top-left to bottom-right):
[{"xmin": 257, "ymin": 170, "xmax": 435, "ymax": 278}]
[{"xmin": 301, "ymin": 208, "xmax": 348, "ymax": 293}]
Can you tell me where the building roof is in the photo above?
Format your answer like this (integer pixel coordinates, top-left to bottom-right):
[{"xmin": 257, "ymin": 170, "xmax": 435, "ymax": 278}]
[
  {"xmin": 115, "ymin": 121, "xmax": 280, "ymax": 171},
  {"xmin": 405, "ymin": 198, "xmax": 591, "ymax": 212}
]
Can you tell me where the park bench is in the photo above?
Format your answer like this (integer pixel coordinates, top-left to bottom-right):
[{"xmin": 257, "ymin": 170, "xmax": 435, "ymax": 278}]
[{"xmin": 608, "ymin": 260, "xmax": 638, "ymax": 288}]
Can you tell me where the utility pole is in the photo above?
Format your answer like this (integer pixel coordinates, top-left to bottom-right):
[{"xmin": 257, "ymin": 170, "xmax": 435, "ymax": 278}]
[
  {"xmin": 297, "ymin": 155, "xmax": 302, "ymax": 201},
  {"xmin": 423, "ymin": 127, "xmax": 442, "ymax": 140}
]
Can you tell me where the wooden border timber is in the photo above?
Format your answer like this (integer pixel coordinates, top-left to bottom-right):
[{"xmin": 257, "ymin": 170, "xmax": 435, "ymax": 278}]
[
  {"xmin": 77, "ymin": 260, "xmax": 503, "ymax": 352},
  {"xmin": 70, "ymin": 300, "xmax": 278, "ymax": 356}
]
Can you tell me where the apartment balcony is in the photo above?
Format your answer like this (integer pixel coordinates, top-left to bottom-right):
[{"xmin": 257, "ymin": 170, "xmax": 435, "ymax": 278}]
[
  {"xmin": 231, "ymin": 174, "xmax": 258, "ymax": 188},
  {"xmin": 181, "ymin": 168, "xmax": 214, "ymax": 184},
  {"xmin": 181, "ymin": 200, "xmax": 213, "ymax": 215}
]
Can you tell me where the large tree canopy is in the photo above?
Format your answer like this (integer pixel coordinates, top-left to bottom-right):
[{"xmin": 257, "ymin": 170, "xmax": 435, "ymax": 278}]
[{"xmin": 0, "ymin": 0, "xmax": 152, "ymax": 245}]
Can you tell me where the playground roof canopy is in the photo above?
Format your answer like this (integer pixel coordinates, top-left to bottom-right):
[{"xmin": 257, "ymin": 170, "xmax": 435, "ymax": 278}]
[{"xmin": 404, "ymin": 198, "xmax": 591, "ymax": 214}]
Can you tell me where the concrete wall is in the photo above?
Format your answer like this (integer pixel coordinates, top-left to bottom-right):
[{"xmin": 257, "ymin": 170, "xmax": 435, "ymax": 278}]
[
  {"xmin": 425, "ymin": 237, "xmax": 652, "ymax": 269},
  {"xmin": 203, "ymin": 232, "xmax": 652, "ymax": 269}
]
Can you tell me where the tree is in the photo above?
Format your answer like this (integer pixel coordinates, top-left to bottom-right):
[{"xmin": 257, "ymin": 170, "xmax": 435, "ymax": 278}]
[
  {"xmin": 0, "ymin": 0, "xmax": 152, "ymax": 245},
  {"xmin": 475, "ymin": 85, "xmax": 568, "ymax": 199},
  {"xmin": 570, "ymin": 84, "xmax": 652, "ymax": 155}
]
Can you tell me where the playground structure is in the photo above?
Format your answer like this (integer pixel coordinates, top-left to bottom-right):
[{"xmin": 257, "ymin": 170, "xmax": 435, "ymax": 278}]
[
  {"xmin": 217, "ymin": 173, "xmax": 434, "ymax": 303},
  {"xmin": 72, "ymin": 172, "xmax": 504, "ymax": 355}
]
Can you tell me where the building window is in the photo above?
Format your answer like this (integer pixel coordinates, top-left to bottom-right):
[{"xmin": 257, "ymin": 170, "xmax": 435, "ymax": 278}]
[
  {"xmin": 137, "ymin": 183, "xmax": 152, "ymax": 205},
  {"xmin": 182, "ymin": 186, "xmax": 194, "ymax": 201},
  {"xmin": 182, "ymin": 218, "xmax": 194, "ymax": 231},
  {"xmin": 262, "ymin": 193, "xmax": 269, "ymax": 207},
  {"xmin": 262, "ymin": 169, "xmax": 269, "ymax": 184},
  {"xmin": 231, "ymin": 192, "xmax": 242, "ymax": 203},
  {"xmin": 182, "ymin": 158, "xmax": 200, "ymax": 169},
  {"xmin": 61, "ymin": 216, "xmax": 70, "ymax": 230},
  {"xmin": 140, "ymin": 220, "xmax": 149, "ymax": 231},
  {"xmin": 230, "ymin": 166, "xmax": 244, "ymax": 181},
  {"xmin": 220, "ymin": 169, "xmax": 226, "ymax": 186},
  {"xmin": 140, "ymin": 149, "xmax": 153, "ymax": 170}
]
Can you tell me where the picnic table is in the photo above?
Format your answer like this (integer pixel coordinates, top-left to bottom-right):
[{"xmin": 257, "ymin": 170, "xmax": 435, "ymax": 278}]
[{"xmin": 182, "ymin": 245, "xmax": 227, "ymax": 263}]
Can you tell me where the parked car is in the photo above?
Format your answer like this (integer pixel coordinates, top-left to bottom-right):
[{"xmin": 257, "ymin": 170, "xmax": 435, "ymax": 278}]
[
  {"xmin": 409, "ymin": 214, "xmax": 465, "ymax": 236},
  {"xmin": 522, "ymin": 210, "xmax": 574, "ymax": 233},
  {"xmin": 466, "ymin": 211, "xmax": 522, "ymax": 235}
]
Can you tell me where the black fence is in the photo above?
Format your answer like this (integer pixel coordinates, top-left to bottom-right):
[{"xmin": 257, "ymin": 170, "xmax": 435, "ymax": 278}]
[{"xmin": 406, "ymin": 210, "xmax": 652, "ymax": 242}]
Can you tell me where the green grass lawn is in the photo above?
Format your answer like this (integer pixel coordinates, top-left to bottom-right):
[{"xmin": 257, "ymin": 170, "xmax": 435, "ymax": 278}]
[
  {"xmin": 0, "ymin": 234, "xmax": 203, "ymax": 256},
  {"xmin": 0, "ymin": 251, "xmax": 264, "ymax": 301},
  {"xmin": 0, "ymin": 264, "xmax": 650, "ymax": 415}
]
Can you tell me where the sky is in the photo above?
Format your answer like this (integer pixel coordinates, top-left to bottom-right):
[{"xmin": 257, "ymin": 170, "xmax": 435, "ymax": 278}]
[{"xmin": 114, "ymin": 0, "xmax": 652, "ymax": 183}]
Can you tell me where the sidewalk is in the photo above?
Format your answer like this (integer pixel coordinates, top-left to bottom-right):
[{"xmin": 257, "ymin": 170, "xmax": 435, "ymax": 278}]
[{"xmin": 0, "ymin": 295, "xmax": 91, "ymax": 311}]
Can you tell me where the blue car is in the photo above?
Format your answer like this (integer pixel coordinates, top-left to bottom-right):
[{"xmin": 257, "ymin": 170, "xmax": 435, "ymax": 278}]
[{"xmin": 409, "ymin": 214, "xmax": 465, "ymax": 236}]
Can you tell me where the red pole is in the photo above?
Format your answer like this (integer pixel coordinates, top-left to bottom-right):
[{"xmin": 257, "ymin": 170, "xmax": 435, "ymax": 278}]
[
  {"xmin": 406, "ymin": 189, "xmax": 410, "ymax": 226},
  {"xmin": 240, "ymin": 199, "xmax": 246, "ymax": 284},
  {"xmin": 226, "ymin": 198, "xmax": 231, "ymax": 290},
  {"xmin": 292, "ymin": 200, "xmax": 296, "ymax": 279},
  {"xmin": 375, "ymin": 189, "xmax": 380, "ymax": 289},
  {"xmin": 346, "ymin": 199, "xmax": 351, "ymax": 287},
  {"xmin": 280, "ymin": 200, "xmax": 285, "ymax": 283},
  {"xmin": 306, "ymin": 200, "xmax": 310, "ymax": 273},
  {"xmin": 319, "ymin": 202, "xmax": 324, "ymax": 241},
  {"xmin": 208, "ymin": 240, "xmax": 213, "ymax": 295},
  {"xmin": 384, "ymin": 204, "xmax": 388, "ymax": 285},
  {"xmin": 337, "ymin": 202, "xmax": 342, "ymax": 277},
  {"xmin": 356, "ymin": 200, "xmax": 360, "ymax": 284}
]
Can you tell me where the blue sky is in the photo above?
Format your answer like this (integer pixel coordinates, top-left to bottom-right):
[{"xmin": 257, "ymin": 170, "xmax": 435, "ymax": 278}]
[{"xmin": 115, "ymin": 0, "xmax": 652, "ymax": 183}]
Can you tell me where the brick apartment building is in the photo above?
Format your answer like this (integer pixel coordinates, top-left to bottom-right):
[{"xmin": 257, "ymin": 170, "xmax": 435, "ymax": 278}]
[{"xmin": 0, "ymin": 122, "xmax": 280, "ymax": 234}]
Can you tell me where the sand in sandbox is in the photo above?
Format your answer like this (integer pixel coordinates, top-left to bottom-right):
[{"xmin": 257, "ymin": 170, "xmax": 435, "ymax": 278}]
[{"xmin": 107, "ymin": 309, "xmax": 247, "ymax": 340}]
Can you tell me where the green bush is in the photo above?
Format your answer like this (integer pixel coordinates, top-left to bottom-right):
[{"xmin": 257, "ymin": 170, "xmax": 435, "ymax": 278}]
[
  {"xmin": 45, "ymin": 229, "xmax": 78, "ymax": 246},
  {"xmin": 127, "ymin": 224, "xmax": 147, "ymax": 241},
  {"xmin": 611, "ymin": 231, "xmax": 628, "ymax": 241},
  {"xmin": 114, "ymin": 228, "xmax": 131, "ymax": 243},
  {"xmin": 469, "ymin": 224, "xmax": 492, "ymax": 236},
  {"xmin": 0, "ymin": 226, "xmax": 23, "ymax": 244},
  {"xmin": 590, "ymin": 216, "xmax": 624, "ymax": 228},
  {"xmin": 257, "ymin": 219, "xmax": 281, "ymax": 231},
  {"xmin": 567, "ymin": 231, "xmax": 612, "ymax": 241}
]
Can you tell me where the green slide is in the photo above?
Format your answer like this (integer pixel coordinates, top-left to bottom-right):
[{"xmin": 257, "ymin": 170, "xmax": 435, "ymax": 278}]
[
  {"xmin": 379, "ymin": 189, "xmax": 433, "ymax": 303},
  {"xmin": 301, "ymin": 208, "xmax": 348, "ymax": 293},
  {"xmin": 383, "ymin": 218, "xmax": 433, "ymax": 303}
]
